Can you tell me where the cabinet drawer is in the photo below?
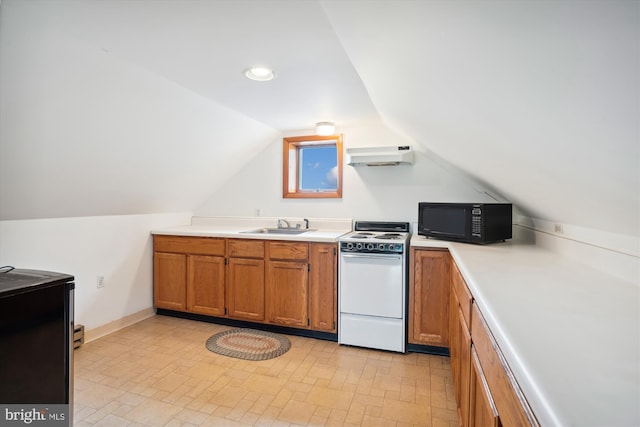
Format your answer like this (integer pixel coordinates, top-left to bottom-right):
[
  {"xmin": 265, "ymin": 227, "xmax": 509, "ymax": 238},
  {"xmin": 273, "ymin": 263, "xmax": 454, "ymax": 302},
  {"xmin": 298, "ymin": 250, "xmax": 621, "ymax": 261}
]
[
  {"xmin": 154, "ymin": 235, "xmax": 225, "ymax": 256},
  {"xmin": 228, "ymin": 239, "xmax": 265, "ymax": 258},
  {"xmin": 471, "ymin": 303, "xmax": 539, "ymax": 427},
  {"xmin": 452, "ymin": 262, "xmax": 473, "ymax": 330},
  {"xmin": 268, "ymin": 241, "xmax": 308, "ymax": 260}
]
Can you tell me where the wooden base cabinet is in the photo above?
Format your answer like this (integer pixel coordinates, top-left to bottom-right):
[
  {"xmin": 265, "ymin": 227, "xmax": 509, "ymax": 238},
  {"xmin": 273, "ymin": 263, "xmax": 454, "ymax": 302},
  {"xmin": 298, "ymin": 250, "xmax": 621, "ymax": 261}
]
[
  {"xmin": 409, "ymin": 248, "xmax": 451, "ymax": 347},
  {"xmin": 187, "ymin": 255, "xmax": 225, "ymax": 316},
  {"xmin": 154, "ymin": 252, "xmax": 187, "ymax": 311},
  {"xmin": 471, "ymin": 303, "xmax": 539, "ymax": 427},
  {"xmin": 266, "ymin": 242, "xmax": 309, "ymax": 327},
  {"xmin": 308, "ymin": 243, "xmax": 337, "ymax": 332},
  {"xmin": 469, "ymin": 347, "xmax": 500, "ymax": 427},
  {"xmin": 450, "ymin": 261, "xmax": 474, "ymax": 426},
  {"xmin": 266, "ymin": 260, "xmax": 308, "ymax": 326},
  {"xmin": 266, "ymin": 242, "xmax": 338, "ymax": 332},
  {"xmin": 226, "ymin": 257, "xmax": 265, "ymax": 321},
  {"xmin": 153, "ymin": 235, "xmax": 337, "ymax": 334},
  {"xmin": 450, "ymin": 293, "xmax": 472, "ymax": 427},
  {"xmin": 154, "ymin": 236, "xmax": 226, "ymax": 313},
  {"xmin": 449, "ymin": 260, "xmax": 539, "ymax": 427},
  {"xmin": 226, "ymin": 239, "xmax": 265, "ymax": 321}
]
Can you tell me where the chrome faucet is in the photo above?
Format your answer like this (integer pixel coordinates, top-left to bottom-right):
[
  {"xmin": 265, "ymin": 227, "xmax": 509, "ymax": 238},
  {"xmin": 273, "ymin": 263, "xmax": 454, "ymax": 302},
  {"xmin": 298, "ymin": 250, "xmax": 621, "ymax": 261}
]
[
  {"xmin": 303, "ymin": 218, "xmax": 309, "ymax": 229},
  {"xmin": 277, "ymin": 219, "xmax": 290, "ymax": 229}
]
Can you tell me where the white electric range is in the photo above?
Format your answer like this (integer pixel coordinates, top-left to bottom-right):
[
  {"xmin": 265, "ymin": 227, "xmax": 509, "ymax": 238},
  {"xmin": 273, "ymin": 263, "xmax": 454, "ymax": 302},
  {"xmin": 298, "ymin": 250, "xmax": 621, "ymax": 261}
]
[{"xmin": 338, "ymin": 221, "xmax": 410, "ymax": 353}]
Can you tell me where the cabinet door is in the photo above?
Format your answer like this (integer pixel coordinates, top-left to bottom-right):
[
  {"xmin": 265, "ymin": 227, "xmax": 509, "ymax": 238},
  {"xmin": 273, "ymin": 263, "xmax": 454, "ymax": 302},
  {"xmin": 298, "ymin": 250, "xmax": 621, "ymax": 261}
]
[
  {"xmin": 451, "ymin": 294, "xmax": 472, "ymax": 427},
  {"xmin": 187, "ymin": 255, "xmax": 225, "ymax": 316},
  {"xmin": 153, "ymin": 252, "xmax": 187, "ymax": 310},
  {"xmin": 226, "ymin": 258, "xmax": 265, "ymax": 321},
  {"xmin": 450, "ymin": 290, "xmax": 461, "ymax": 404},
  {"xmin": 308, "ymin": 243, "xmax": 337, "ymax": 332},
  {"xmin": 409, "ymin": 249, "xmax": 450, "ymax": 346},
  {"xmin": 469, "ymin": 347, "xmax": 500, "ymax": 427},
  {"xmin": 266, "ymin": 260, "xmax": 308, "ymax": 327}
]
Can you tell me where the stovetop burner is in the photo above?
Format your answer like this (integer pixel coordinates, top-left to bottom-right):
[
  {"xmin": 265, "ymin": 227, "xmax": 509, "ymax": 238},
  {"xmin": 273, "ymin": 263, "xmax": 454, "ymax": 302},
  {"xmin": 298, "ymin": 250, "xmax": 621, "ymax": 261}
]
[
  {"xmin": 350, "ymin": 232, "xmax": 375, "ymax": 238},
  {"xmin": 345, "ymin": 231, "xmax": 404, "ymax": 240},
  {"xmin": 339, "ymin": 221, "xmax": 411, "ymax": 254},
  {"xmin": 378, "ymin": 233, "xmax": 403, "ymax": 240}
]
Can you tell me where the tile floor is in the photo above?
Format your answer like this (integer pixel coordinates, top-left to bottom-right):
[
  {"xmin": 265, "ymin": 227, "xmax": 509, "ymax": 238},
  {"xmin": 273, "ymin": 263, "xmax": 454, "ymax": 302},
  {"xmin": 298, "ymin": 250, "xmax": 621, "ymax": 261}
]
[{"xmin": 74, "ymin": 315, "xmax": 458, "ymax": 426}]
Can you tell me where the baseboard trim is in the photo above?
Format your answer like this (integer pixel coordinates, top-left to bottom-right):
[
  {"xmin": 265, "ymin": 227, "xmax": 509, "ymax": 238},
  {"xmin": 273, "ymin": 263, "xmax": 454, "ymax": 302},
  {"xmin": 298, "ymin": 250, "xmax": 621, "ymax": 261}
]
[
  {"xmin": 156, "ymin": 309, "xmax": 338, "ymax": 342},
  {"xmin": 84, "ymin": 307, "xmax": 155, "ymax": 343},
  {"xmin": 407, "ymin": 343, "xmax": 450, "ymax": 357}
]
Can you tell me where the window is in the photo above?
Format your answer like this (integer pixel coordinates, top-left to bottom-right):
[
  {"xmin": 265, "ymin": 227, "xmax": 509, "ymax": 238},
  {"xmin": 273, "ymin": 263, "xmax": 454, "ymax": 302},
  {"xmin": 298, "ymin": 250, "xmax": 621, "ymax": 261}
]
[{"xmin": 283, "ymin": 134, "xmax": 343, "ymax": 199}]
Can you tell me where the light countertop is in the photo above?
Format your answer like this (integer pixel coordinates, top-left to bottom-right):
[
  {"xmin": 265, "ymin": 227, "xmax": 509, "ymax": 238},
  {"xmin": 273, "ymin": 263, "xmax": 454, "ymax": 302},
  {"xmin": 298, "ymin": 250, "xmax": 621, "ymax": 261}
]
[
  {"xmin": 411, "ymin": 231, "xmax": 640, "ymax": 427},
  {"xmin": 151, "ymin": 216, "xmax": 351, "ymax": 243}
]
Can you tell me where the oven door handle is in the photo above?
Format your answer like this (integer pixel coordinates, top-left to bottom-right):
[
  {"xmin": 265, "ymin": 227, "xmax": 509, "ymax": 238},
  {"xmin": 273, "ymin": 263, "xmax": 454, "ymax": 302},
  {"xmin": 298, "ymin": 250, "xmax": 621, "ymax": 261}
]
[{"xmin": 341, "ymin": 253, "xmax": 402, "ymax": 261}]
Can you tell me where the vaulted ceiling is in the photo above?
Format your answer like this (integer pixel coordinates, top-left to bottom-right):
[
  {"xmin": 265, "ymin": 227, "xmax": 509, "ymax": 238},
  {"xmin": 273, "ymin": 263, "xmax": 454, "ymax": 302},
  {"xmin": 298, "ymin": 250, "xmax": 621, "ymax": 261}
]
[{"xmin": 1, "ymin": 0, "xmax": 638, "ymax": 242}]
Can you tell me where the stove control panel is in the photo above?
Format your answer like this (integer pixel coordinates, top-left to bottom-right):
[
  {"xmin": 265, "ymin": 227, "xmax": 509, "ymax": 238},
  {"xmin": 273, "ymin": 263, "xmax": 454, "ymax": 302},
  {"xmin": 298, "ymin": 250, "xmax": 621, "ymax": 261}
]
[{"xmin": 340, "ymin": 241, "xmax": 404, "ymax": 254}]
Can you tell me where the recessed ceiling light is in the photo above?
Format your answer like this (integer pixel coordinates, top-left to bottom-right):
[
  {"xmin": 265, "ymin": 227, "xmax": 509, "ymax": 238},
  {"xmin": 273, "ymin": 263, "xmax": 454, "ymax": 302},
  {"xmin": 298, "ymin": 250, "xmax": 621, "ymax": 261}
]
[{"xmin": 244, "ymin": 67, "xmax": 275, "ymax": 82}]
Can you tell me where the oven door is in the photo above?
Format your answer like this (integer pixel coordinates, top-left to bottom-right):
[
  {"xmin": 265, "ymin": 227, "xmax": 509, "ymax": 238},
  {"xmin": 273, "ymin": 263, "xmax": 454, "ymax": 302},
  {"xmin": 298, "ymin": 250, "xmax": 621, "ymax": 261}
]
[{"xmin": 339, "ymin": 252, "xmax": 404, "ymax": 319}]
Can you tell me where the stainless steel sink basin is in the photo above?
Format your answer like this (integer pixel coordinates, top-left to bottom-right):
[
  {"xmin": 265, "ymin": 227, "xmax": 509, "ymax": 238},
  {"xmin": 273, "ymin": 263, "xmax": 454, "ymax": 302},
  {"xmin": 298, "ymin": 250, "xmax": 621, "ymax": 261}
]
[{"xmin": 239, "ymin": 228, "xmax": 315, "ymax": 235}]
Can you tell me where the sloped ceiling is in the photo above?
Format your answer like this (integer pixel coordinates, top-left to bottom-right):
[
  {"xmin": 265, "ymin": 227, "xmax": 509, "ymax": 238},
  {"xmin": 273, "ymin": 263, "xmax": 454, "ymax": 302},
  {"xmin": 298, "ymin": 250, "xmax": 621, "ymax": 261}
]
[
  {"xmin": 0, "ymin": 0, "xmax": 378, "ymax": 220},
  {"xmin": 321, "ymin": 0, "xmax": 639, "ymax": 238},
  {"xmin": 2, "ymin": 0, "xmax": 378, "ymax": 130},
  {"xmin": 1, "ymin": 0, "xmax": 638, "ymax": 240}
]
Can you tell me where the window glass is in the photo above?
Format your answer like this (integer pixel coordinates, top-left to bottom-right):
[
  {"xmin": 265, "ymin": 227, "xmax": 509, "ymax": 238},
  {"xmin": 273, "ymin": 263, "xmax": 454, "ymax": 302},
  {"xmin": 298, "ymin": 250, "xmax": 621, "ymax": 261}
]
[{"xmin": 299, "ymin": 145, "xmax": 338, "ymax": 192}]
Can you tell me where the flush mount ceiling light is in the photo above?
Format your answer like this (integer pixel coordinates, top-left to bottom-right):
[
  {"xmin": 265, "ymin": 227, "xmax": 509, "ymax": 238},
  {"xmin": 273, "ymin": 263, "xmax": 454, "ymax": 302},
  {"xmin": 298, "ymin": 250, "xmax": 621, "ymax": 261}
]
[
  {"xmin": 244, "ymin": 67, "xmax": 275, "ymax": 82},
  {"xmin": 316, "ymin": 122, "xmax": 335, "ymax": 136}
]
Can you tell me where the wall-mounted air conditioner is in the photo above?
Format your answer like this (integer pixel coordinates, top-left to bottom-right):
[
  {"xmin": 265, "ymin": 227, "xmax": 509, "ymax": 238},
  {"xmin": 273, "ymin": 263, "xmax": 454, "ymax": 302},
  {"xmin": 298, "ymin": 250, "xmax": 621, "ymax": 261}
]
[{"xmin": 345, "ymin": 146, "xmax": 414, "ymax": 167}]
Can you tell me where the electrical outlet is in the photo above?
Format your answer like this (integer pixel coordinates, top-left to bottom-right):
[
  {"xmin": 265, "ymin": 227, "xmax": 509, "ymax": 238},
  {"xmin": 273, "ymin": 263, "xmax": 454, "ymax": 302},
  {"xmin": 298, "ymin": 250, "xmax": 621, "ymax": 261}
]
[
  {"xmin": 97, "ymin": 275, "xmax": 105, "ymax": 289},
  {"xmin": 553, "ymin": 224, "xmax": 564, "ymax": 234}
]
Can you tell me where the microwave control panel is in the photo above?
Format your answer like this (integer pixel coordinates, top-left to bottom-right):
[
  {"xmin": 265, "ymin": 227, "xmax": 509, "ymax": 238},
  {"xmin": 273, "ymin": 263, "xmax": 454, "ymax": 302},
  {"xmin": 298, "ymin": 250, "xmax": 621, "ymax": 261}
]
[{"xmin": 471, "ymin": 207, "xmax": 483, "ymax": 236}]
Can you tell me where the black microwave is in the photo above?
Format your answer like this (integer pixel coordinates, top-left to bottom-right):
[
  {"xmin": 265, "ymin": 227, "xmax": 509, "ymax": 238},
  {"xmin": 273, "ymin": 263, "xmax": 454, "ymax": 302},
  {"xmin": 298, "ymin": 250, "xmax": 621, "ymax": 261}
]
[{"xmin": 418, "ymin": 202, "xmax": 512, "ymax": 244}]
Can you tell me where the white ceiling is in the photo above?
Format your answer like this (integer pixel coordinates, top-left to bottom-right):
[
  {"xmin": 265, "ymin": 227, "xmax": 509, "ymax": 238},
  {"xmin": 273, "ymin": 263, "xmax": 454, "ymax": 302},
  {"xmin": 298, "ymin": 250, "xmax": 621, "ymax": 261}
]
[
  {"xmin": 10, "ymin": 0, "xmax": 379, "ymax": 131},
  {"xmin": 1, "ymin": 0, "xmax": 638, "ymax": 240},
  {"xmin": 322, "ymin": 0, "xmax": 639, "ymax": 237}
]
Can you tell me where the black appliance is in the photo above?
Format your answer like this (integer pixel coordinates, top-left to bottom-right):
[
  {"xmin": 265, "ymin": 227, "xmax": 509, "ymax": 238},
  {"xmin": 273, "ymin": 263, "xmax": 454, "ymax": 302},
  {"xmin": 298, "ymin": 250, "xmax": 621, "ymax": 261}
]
[
  {"xmin": 418, "ymin": 202, "xmax": 512, "ymax": 244},
  {"xmin": 0, "ymin": 268, "xmax": 74, "ymax": 419}
]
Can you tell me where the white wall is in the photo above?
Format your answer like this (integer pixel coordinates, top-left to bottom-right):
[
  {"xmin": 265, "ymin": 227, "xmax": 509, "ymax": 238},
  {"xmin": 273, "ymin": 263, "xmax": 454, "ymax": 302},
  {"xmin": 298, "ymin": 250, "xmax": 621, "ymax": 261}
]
[
  {"xmin": 324, "ymin": 0, "xmax": 640, "ymax": 250},
  {"xmin": 0, "ymin": 1, "xmax": 279, "ymax": 221},
  {"xmin": 0, "ymin": 212, "xmax": 191, "ymax": 331},
  {"xmin": 195, "ymin": 120, "xmax": 638, "ymax": 283},
  {"xmin": 195, "ymin": 121, "xmax": 500, "ymax": 222}
]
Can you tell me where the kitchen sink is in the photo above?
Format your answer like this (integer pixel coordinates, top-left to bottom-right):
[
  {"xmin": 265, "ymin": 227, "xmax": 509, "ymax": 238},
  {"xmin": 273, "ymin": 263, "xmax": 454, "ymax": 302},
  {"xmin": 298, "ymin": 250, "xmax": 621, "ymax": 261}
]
[{"xmin": 239, "ymin": 228, "xmax": 315, "ymax": 235}]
